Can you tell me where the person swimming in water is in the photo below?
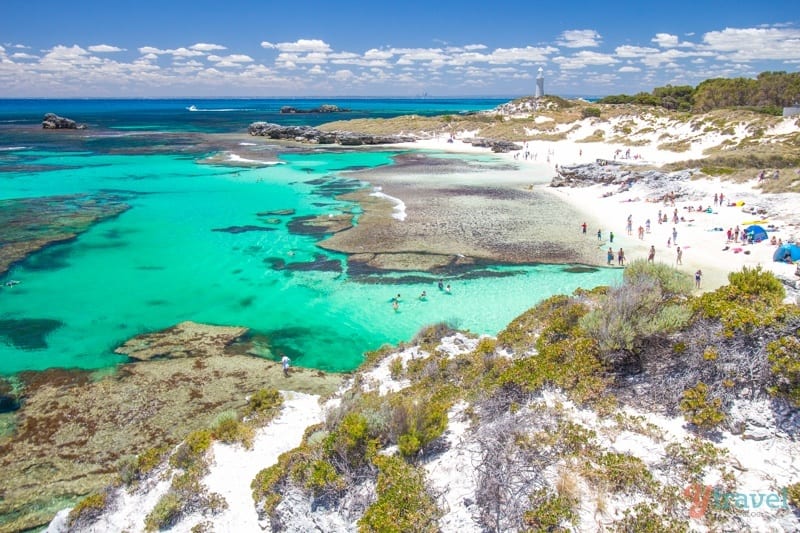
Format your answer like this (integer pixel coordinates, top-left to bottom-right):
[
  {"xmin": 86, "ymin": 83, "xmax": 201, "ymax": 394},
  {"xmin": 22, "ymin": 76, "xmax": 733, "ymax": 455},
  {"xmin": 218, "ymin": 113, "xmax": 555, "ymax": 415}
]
[
  {"xmin": 437, "ymin": 280, "xmax": 444, "ymax": 291},
  {"xmin": 419, "ymin": 290, "xmax": 427, "ymax": 300},
  {"xmin": 392, "ymin": 300, "xmax": 399, "ymax": 311},
  {"xmin": 445, "ymin": 284, "xmax": 451, "ymax": 294}
]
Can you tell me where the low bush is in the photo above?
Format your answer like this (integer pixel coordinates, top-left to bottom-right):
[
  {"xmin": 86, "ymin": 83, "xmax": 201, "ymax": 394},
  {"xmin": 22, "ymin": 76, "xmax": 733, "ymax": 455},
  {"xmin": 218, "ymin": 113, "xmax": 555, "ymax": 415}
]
[
  {"xmin": 212, "ymin": 415, "xmax": 255, "ymax": 449},
  {"xmin": 522, "ymin": 488, "xmax": 577, "ymax": 531},
  {"xmin": 692, "ymin": 266, "xmax": 792, "ymax": 336},
  {"xmin": 119, "ymin": 445, "xmax": 170, "ymax": 486},
  {"xmin": 581, "ymin": 107, "xmax": 601, "ymax": 119},
  {"xmin": 680, "ymin": 382, "xmax": 725, "ymax": 429},
  {"xmin": 613, "ymin": 502, "xmax": 690, "ymax": 532},
  {"xmin": 767, "ymin": 334, "xmax": 800, "ymax": 406},
  {"xmin": 68, "ymin": 492, "xmax": 107, "ymax": 527},
  {"xmin": 144, "ymin": 493, "xmax": 182, "ymax": 532},
  {"xmin": 586, "ymin": 452, "xmax": 656, "ymax": 494},
  {"xmin": 170, "ymin": 429, "xmax": 212, "ymax": 470},
  {"xmin": 388, "ymin": 357, "xmax": 404, "ymax": 380},
  {"xmin": 358, "ymin": 454, "xmax": 440, "ymax": 532},
  {"xmin": 244, "ymin": 388, "xmax": 283, "ymax": 419}
]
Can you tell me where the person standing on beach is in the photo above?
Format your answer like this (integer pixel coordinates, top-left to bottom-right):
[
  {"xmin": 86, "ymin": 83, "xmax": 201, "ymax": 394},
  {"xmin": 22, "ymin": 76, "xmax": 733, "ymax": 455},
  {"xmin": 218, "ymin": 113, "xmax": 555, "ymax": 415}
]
[
  {"xmin": 581, "ymin": 222, "xmax": 587, "ymax": 234},
  {"xmin": 597, "ymin": 229, "xmax": 602, "ymax": 241},
  {"xmin": 281, "ymin": 354, "xmax": 291, "ymax": 377},
  {"xmin": 610, "ymin": 231, "xmax": 614, "ymax": 244},
  {"xmin": 607, "ymin": 247, "xmax": 614, "ymax": 265},
  {"xmin": 695, "ymin": 269, "xmax": 702, "ymax": 289},
  {"xmin": 676, "ymin": 246, "xmax": 683, "ymax": 265},
  {"xmin": 646, "ymin": 219, "xmax": 651, "ymax": 233},
  {"xmin": 672, "ymin": 227, "xmax": 678, "ymax": 245},
  {"xmin": 618, "ymin": 248, "xmax": 625, "ymax": 266},
  {"xmin": 648, "ymin": 245, "xmax": 655, "ymax": 263}
]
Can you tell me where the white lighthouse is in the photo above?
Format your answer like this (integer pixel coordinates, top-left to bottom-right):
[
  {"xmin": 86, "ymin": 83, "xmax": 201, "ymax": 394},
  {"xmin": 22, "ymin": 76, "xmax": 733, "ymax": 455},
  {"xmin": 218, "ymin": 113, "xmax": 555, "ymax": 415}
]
[{"xmin": 535, "ymin": 67, "xmax": 544, "ymax": 98}]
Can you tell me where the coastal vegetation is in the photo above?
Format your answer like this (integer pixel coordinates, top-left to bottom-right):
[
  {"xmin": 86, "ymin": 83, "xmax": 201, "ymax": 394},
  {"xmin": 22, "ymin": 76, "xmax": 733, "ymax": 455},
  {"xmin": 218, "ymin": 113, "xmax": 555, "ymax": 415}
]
[
  {"xmin": 240, "ymin": 263, "xmax": 800, "ymax": 530},
  {"xmin": 598, "ymin": 71, "xmax": 800, "ymax": 114}
]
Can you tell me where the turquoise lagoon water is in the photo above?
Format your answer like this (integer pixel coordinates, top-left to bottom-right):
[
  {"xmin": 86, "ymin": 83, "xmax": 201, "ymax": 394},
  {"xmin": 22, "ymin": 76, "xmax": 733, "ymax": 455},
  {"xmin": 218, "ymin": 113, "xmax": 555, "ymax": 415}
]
[{"xmin": 0, "ymin": 99, "xmax": 622, "ymax": 375}]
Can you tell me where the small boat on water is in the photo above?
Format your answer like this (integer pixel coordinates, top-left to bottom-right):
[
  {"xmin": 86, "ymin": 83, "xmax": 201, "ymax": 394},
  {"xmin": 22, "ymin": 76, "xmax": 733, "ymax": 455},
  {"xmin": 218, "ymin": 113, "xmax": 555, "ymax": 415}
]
[
  {"xmin": 4, "ymin": 280, "xmax": 20, "ymax": 287},
  {"xmin": 186, "ymin": 105, "xmax": 198, "ymax": 112}
]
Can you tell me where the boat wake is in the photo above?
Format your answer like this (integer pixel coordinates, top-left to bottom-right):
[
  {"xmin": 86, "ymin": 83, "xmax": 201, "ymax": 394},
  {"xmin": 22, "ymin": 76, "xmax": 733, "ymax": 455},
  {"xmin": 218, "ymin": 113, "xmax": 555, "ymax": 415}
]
[{"xmin": 186, "ymin": 105, "xmax": 253, "ymax": 112}]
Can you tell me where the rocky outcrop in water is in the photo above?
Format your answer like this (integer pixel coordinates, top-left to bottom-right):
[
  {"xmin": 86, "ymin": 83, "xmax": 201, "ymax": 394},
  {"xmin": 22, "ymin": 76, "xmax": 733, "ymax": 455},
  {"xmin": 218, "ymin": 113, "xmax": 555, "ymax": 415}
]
[
  {"xmin": 41, "ymin": 113, "xmax": 86, "ymax": 129},
  {"xmin": 114, "ymin": 321, "xmax": 249, "ymax": 361},
  {"xmin": 280, "ymin": 104, "xmax": 350, "ymax": 114},
  {"xmin": 0, "ymin": 193, "xmax": 131, "ymax": 277},
  {"xmin": 248, "ymin": 122, "xmax": 415, "ymax": 146}
]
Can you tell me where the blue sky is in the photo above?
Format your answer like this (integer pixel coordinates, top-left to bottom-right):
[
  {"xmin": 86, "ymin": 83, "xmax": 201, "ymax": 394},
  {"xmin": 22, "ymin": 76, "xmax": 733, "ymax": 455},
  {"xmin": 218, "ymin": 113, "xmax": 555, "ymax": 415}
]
[{"xmin": 1, "ymin": 0, "xmax": 798, "ymax": 97}]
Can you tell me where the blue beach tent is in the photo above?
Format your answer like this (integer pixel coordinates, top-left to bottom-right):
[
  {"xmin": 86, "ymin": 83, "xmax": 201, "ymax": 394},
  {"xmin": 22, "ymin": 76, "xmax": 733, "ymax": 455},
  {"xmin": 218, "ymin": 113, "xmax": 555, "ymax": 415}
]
[
  {"xmin": 773, "ymin": 243, "xmax": 800, "ymax": 262},
  {"xmin": 745, "ymin": 225, "xmax": 768, "ymax": 243}
]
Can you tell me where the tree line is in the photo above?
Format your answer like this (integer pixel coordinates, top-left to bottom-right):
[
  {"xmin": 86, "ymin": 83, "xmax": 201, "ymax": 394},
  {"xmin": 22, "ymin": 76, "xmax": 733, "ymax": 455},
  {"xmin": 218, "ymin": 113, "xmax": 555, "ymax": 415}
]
[{"xmin": 598, "ymin": 71, "xmax": 800, "ymax": 114}]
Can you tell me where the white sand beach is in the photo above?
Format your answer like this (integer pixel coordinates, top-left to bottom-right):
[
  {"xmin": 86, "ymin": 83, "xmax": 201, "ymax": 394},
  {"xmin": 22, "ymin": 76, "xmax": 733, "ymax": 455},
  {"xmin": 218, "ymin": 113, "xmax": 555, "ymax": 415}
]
[{"xmin": 405, "ymin": 115, "xmax": 800, "ymax": 294}]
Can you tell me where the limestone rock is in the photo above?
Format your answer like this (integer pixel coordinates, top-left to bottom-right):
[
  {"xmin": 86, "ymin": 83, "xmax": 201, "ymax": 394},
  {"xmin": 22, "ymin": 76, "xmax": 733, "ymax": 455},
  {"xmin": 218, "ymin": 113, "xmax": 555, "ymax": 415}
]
[
  {"xmin": 114, "ymin": 321, "xmax": 248, "ymax": 361},
  {"xmin": 42, "ymin": 113, "xmax": 86, "ymax": 129},
  {"xmin": 248, "ymin": 122, "xmax": 415, "ymax": 146}
]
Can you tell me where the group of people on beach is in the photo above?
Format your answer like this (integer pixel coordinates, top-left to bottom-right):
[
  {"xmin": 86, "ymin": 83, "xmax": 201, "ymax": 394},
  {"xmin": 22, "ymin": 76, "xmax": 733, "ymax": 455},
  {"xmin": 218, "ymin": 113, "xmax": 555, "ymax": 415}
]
[{"xmin": 390, "ymin": 280, "xmax": 452, "ymax": 312}]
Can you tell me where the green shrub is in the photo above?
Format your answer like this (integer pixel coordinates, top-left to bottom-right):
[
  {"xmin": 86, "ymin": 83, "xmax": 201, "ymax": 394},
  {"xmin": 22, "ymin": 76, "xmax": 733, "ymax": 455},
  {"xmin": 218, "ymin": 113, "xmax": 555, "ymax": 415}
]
[
  {"xmin": 68, "ymin": 492, "xmax": 107, "ymax": 526},
  {"xmin": 587, "ymin": 452, "xmax": 656, "ymax": 493},
  {"xmin": 212, "ymin": 415, "xmax": 255, "ymax": 449},
  {"xmin": 613, "ymin": 502, "xmax": 690, "ymax": 532},
  {"xmin": 581, "ymin": 260, "xmax": 692, "ymax": 355},
  {"xmin": 388, "ymin": 357, "xmax": 404, "ymax": 380},
  {"xmin": 392, "ymin": 394, "xmax": 450, "ymax": 457},
  {"xmin": 120, "ymin": 445, "xmax": 170, "ymax": 486},
  {"xmin": 787, "ymin": 482, "xmax": 800, "ymax": 508},
  {"xmin": 145, "ymin": 493, "xmax": 183, "ymax": 532},
  {"xmin": 244, "ymin": 388, "xmax": 283, "ymax": 418},
  {"xmin": 358, "ymin": 455, "xmax": 440, "ymax": 532},
  {"xmin": 680, "ymin": 382, "xmax": 725, "ymax": 429},
  {"xmin": 581, "ymin": 107, "xmax": 601, "ymax": 119},
  {"xmin": 692, "ymin": 266, "xmax": 791, "ymax": 336},
  {"xmin": 170, "ymin": 429, "xmax": 213, "ymax": 470},
  {"xmin": 767, "ymin": 335, "xmax": 800, "ymax": 406},
  {"xmin": 306, "ymin": 458, "xmax": 343, "ymax": 493},
  {"xmin": 522, "ymin": 488, "xmax": 578, "ymax": 532}
]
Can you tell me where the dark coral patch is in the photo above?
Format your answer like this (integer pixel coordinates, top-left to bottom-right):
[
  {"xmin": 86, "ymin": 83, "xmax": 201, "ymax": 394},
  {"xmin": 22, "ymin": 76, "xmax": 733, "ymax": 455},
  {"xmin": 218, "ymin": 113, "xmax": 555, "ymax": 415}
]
[{"xmin": 0, "ymin": 318, "xmax": 63, "ymax": 350}]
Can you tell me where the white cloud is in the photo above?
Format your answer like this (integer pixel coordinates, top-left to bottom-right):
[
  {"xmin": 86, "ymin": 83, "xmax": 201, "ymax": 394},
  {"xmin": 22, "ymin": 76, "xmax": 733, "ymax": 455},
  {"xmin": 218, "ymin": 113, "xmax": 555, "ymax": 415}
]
[
  {"xmin": 557, "ymin": 29, "xmax": 602, "ymax": 48},
  {"xmin": 619, "ymin": 66, "xmax": 641, "ymax": 72},
  {"xmin": 652, "ymin": 33, "xmax": 679, "ymax": 48},
  {"xmin": 553, "ymin": 50, "xmax": 618, "ymax": 70},
  {"xmin": 190, "ymin": 43, "xmax": 226, "ymax": 51},
  {"xmin": 269, "ymin": 39, "xmax": 332, "ymax": 53},
  {"xmin": 207, "ymin": 54, "xmax": 253, "ymax": 63},
  {"xmin": 332, "ymin": 69, "xmax": 354, "ymax": 81},
  {"xmin": 308, "ymin": 65, "xmax": 324, "ymax": 75},
  {"xmin": 702, "ymin": 26, "xmax": 800, "ymax": 61},
  {"xmin": 11, "ymin": 52, "xmax": 38, "ymax": 60},
  {"xmin": 88, "ymin": 44, "xmax": 124, "ymax": 53},
  {"xmin": 615, "ymin": 45, "xmax": 660, "ymax": 58}
]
